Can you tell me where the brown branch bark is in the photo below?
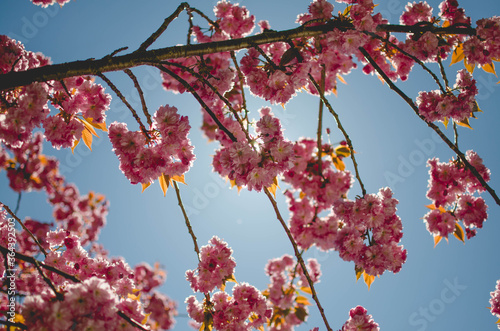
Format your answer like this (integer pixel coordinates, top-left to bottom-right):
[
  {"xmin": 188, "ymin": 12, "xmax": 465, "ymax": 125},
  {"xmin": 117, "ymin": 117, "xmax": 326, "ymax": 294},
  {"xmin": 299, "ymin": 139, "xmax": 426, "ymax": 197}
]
[{"xmin": 0, "ymin": 22, "xmax": 475, "ymax": 91}]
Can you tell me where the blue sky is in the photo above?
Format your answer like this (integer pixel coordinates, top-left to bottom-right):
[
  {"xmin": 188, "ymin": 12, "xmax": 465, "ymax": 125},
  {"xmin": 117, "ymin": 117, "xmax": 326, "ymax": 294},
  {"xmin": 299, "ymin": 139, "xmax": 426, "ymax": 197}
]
[{"xmin": 1, "ymin": 0, "xmax": 500, "ymax": 330}]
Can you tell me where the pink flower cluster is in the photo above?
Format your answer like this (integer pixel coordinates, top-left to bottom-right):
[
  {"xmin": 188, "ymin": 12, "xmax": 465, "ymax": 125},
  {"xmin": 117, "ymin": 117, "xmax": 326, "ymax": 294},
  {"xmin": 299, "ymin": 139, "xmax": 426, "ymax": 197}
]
[
  {"xmin": 186, "ymin": 236, "xmax": 236, "ymax": 293},
  {"xmin": 22, "ymin": 277, "xmax": 144, "ymax": 331},
  {"xmin": 214, "ymin": 0, "xmax": 255, "ymax": 39},
  {"xmin": 108, "ymin": 105, "xmax": 195, "ymax": 185},
  {"xmin": 332, "ymin": 188, "xmax": 407, "ymax": 276},
  {"xmin": 283, "ymin": 138, "xmax": 353, "ymax": 211},
  {"xmin": 263, "ymin": 255, "xmax": 321, "ymax": 330},
  {"xmin": 463, "ymin": 17, "xmax": 500, "ymax": 66},
  {"xmin": 490, "ymin": 280, "xmax": 500, "ymax": 329},
  {"xmin": 239, "ymin": 46, "xmax": 310, "ymax": 105},
  {"xmin": 296, "ymin": 0, "xmax": 334, "ymax": 25},
  {"xmin": 186, "ymin": 282, "xmax": 271, "ymax": 331},
  {"xmin": 1, "ymin": 36, "xmax": 110, "ymax": 149},
  {"xmin": 212, "ymin": 107, "xmax": 294, "ymax": 191},
  {"xmin": 1, "ymin": 132, "xmax": 62, "ymax": 193},
  {"xmin": 423, "ymin": 150, "xmax": 490, "ymax": 239},
  {"xmin": 400, "ymin": 2, "xmax": 433, "ymax": 26},
  {"xmin": 340, "ymin": 306, "xmax": 379, "ymax": 331},
  {"xmin": 30, "ymin": 0, "xmax": 70, "ymax": 7},
  {"xmin": 417, "ymin": 69, "xmax": 478, "ymax": 123},
  {"xmin": 439, "ymin": 0, "xmax": 471, "ymax": 27},
  {"xmin": 50, "ymin": 184, "xmax": 109, "ymax": 245}
]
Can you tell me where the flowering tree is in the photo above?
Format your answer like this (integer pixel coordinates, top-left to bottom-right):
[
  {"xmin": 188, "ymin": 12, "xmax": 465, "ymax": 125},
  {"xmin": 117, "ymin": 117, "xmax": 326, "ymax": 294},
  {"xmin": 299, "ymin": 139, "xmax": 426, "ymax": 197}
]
[{"xmin": 1, "ymin": 0, "xmax": 499, "ymax": 330}]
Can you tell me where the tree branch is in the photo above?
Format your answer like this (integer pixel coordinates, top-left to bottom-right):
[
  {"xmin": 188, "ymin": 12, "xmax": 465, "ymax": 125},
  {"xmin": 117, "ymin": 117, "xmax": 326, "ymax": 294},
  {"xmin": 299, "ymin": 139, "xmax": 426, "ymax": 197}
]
[
  {"xmin": 0, "ymin": 20, "xmax": 476, "ymax": 91},
  {"xmin": 358, "ymin": 47, "xmax": 500, "ymax": 206}
]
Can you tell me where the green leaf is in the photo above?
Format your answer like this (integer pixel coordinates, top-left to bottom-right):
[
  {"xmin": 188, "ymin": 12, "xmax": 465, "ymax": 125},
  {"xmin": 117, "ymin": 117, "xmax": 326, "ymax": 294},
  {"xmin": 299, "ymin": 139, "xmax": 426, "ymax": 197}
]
[{"xmin": 453, "ymin": 223, "xmax": 465, "ymax": 243}]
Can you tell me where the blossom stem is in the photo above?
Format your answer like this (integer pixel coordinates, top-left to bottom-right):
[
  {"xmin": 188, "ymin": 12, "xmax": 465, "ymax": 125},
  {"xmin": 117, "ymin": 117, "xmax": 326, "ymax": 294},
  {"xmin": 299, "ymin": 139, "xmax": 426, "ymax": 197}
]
[
  {"xmin": 97, "ymin": 73, "xmax": 151, "ymax": 139},
  {"xmin": 317, "ymin": 65, "xmax": 325, "ymax": 176},
  {"xmin": 173, "ymin": 182, "xmax": 201, "ymax": 261},
  {"xmin": 154, "ymin": 65, "xmax": 237, "ymax": 142},
  {"xmin": 124, "ymin": 69, "xmax": 152, "ymax": 127},
  {"xmin": 263, "ymin": 187, "xmax": 333, "ymax": 331},
  {"xmin": 136, "ymin": 2, "xmax": 189, "ymax": 52},
  {"xmin": 308, "ymin": 74, "xmax": 367, "ymax": 197}
]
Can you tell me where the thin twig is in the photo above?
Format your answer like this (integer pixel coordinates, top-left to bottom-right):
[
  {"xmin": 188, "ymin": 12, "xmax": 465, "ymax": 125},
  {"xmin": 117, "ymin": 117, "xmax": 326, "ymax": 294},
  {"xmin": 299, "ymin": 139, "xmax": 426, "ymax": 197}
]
[
  {"xmin": 137, "ymin": 2, "xmax": 189, "ymax": 52},
  {"xmin": 14, "ymin": 193, "xmax": 22, "ymax": 215},
  {"xmin": 154, "ymin": 65, "xmax": 237, "ymax": 142},
  {"xmin": 317, "ymin": 65, "xmax": 325, "ymax": 176},
  {"xmin": 1, "ymin": 202, "xmax": 47, "ymax": 256},
  {"xmin": 161, "ymin": 60, "xmax": 253, "ymax": 145},
  {"xmin": 0, "ymin": 320, "xmax": 27, "ymax": 330},
  {"xmin": 230, "ymin": 51, "xmax": 249, "ymax": 131},
  {"xmin": 436, "ymin": 54, "xmax": 450, "ymax": 89},
  {"xmin": 33, "ymin": 259, "xmax": 64, "ymax": 301},
  {"xmin": 173, "ymin": 182, "xmax": 201, "ymax": 261},
  {"xmin": 358, "ymin": 46, "xmax": 500, "ymax": 206},
  {"xmin": 188, "ymin": 6, "xmax": 218, "ymax": 27},
  {"xmin": 376, "ymin": 23, "xmax": 475, "ymax": 35},
  {"xmin": 97, "ymin": 73, "xmax": 151, "ymax": 139},
  {"xmin": 124, "ymin": 69, "xmax": 152, "ymax": 127},
  {"xmin": 117, "ymin": 311, "xmax": 150, "ymax": 331},
  {"xmin": 453, "ymin": 122, "xmax": 459, "ymax": 149},
  {"xmin": 308, "ymin": 74, "xmax": 367, "ymax": 196},
  {"xmin": 263, "ymin": 187, "xmax": 333, "ymax": 331},
  {"xmin": 363, "ymin": 31, "xmax": 445, "ymax": 93}
]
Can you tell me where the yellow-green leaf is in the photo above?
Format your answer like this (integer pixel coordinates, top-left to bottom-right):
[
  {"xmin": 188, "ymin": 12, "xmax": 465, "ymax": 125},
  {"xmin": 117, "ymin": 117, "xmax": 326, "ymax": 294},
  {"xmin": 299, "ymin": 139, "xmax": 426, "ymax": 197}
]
[
  {"xmin": 496, "ymin": 317, "xmax": 500, "ymax": 324},
  {"xmin": 294, "ymin": 306, "xmax": 308, "ymax": 322},
  {"xmin": 355, "ymin": 265, "xmax": 363, "ymax": 282},
  {"xmin": 159, "ymin": 173, "xmax": 170, "ymax": 197},
  {"xmin": 299, "ymin": 191, "xmax": 306, "ymax": 199},
  {"xmin": 342, "ymin": 5, "xmax": 352, "ymax": 16},
  {"xmin": 71, "ymin": 138, "xmax": 80, "ymax": 154},
  {"xmin": 332, "ymin": 155, "xmax": 345, "ymax": 171},
  {"xmin": 82, "ymin": 128, "xmax": 93, "ymax": 151},
  {"xmin": 337, "ymin": 74, "xmax": 347, "ymax": 85},
  {"xmin": 141, "ymin": 182, "xmax": 151, "ymax": 193},
  {"xmin": 127, "ymin": 292, "xmax": 141, "ymax": 301},
  {"xmin": 267, "ymin": 177, "xmax": 280, "ymax": 198},
  {"xmin": 443, "ymin": 116, "xmax": 449, "ymax": 129},
  {"xmin": 481, "ymin": 62, "xmax": 497, "ymax": 76},
  {"xmin": 295, "ymin": 295, "xmax": 312, "ymax": 306},
  {"xmin": 450, "ymin": 43, "xmax": 464, "ymax": 66},
  {"xmin": 335, "ymin": 145, "xmax": 351, "ymax": 157},
  {"xmin": 453, "ymin": 223, "xmax": 465, "ymax": 243},
  {"xmin": 280, "ymin": 47, "xmax": 298, "ymax": 67},
  {"xmin": 141, "ymin": 312, "xmax": 151, "ymax": 325},
  {"xmin": 225, "ymin": 273, "xmax": 237, "ymax": 284},
  {"xmin": 434, "ymin": 235, "xmax": 442, "ymax": 247},
  {"xmin": 425, "ymin": 204, "xmax": 436, "ymax": 210},
  {"xmin": 85, "ymin": 117, "xmax": 108, "ymax": 132},
  {"xmin": 464, "ymin": 57, "xmax": 475, "ymax": 74},
  {"xmin": 456, "ymin": 117, "xmax": 473, "ymax": 129},
  {"xmin": 363, "ymin": 271, "xmax": 375, "ymax": 290},
  {"xmin": 80, "ymin": 117, "xmax": 99, "ymax": 137},
  {"xmin": 171, "ymin": 174, "xmax": 186, "ymax": 185},
  {"xmin": 300, "ymin": 286, "xmax": 312, "ymax": 295}
]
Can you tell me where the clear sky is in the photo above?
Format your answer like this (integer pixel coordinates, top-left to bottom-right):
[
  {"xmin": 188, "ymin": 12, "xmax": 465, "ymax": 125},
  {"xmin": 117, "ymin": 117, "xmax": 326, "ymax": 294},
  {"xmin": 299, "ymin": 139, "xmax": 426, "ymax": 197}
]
[{"xmin": 1, "ymin": 0, "xmax": 500, "ymax": 330}]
